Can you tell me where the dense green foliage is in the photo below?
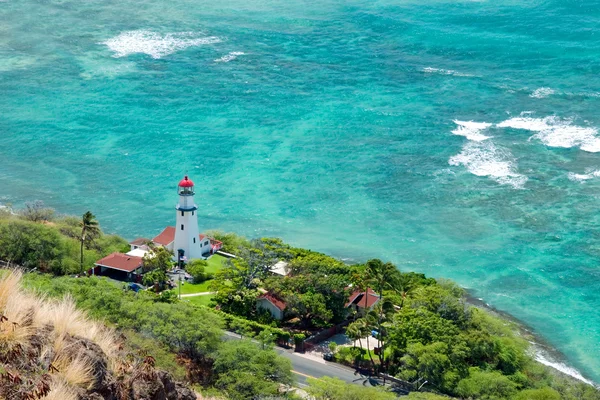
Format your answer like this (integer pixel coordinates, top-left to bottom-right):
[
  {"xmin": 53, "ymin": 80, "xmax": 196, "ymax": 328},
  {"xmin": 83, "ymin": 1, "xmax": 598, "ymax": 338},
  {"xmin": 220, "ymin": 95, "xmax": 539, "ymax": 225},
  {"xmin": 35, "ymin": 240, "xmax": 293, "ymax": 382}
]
[
  {"xmin": 212, "ymin": 340, "xmax": 292, "ymax": 400},
  {"xmin": 186, "ymin": 259, "xmax": 209, "ymax": 283},
  {"xmin": 210, "ymin": 233, "xmax": 600, "ymax": 399},
  {"xmin": 21, "ymin": 273, "xmax": 296, "ymax": 398},
  {"xmin": 0, "ymin": 207, "xmax": 128, "ymax": 274},
  {"xmin": 306, "ymin": 377, "xmax": 396, "ymax": 400},
  {"xmin": 1, "ymin": 211, "xmax": 598, "ymax": 399}
]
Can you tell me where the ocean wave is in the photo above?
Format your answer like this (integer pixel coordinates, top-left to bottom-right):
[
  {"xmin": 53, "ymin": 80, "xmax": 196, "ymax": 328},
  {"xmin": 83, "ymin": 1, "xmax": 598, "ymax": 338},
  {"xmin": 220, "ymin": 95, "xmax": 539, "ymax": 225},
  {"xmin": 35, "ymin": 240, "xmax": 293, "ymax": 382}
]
[
  {"xmin": 568, "ymin": 170, "xmax": 600, "ymax": 182},
  {"xmin": 452, "ymin": 120, "xmax": 492, "ymax": 142},
  {"xmin": 102, "ymin": 30, "xmax": 221, "ymax": 59},
  {"xmin": 448, "ymin": 141, "xmax": 527, "ymax": 188},
  {"xmin": 497, "ymin": 116, "xmax": 600, "ymax": 153},
  {"xmin": 214, "ymin": 51, "xmax": 245, "ymax": 63},
  {"xmin": 533, "ymin": 349, "xmax": 595, "ymax": 386},
  {"xmin": 422, "ymin": 67, "xmax": 474, "ymax": 77},
  {"xmin": 530, "ymin": 87, "xmax": 555, "ymax": 99}
]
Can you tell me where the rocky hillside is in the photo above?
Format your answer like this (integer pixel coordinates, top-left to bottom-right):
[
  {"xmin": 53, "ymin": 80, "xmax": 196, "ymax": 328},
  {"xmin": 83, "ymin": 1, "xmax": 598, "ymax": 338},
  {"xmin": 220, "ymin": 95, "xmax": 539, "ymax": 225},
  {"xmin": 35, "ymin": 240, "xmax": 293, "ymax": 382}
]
[{"xmin": 0, "ymin": 271, "xmax": 196, "ymax": 400}]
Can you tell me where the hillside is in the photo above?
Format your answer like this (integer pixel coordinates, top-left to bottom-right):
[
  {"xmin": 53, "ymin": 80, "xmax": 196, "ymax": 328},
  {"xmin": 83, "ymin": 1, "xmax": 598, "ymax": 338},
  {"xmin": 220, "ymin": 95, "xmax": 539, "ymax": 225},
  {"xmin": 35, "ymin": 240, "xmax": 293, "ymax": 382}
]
[{"xmin": 0, "ymin": 271, "xmax": 196, "ymax": 400}]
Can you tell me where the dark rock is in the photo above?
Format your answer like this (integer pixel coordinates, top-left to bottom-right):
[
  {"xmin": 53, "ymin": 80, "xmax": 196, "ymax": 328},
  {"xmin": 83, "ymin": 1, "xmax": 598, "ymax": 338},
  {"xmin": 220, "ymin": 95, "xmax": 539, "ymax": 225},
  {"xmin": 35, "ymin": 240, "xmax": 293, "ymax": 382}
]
[{"xmin": 174, "ymin": 383, "xmax": 196, "ymax": 400}]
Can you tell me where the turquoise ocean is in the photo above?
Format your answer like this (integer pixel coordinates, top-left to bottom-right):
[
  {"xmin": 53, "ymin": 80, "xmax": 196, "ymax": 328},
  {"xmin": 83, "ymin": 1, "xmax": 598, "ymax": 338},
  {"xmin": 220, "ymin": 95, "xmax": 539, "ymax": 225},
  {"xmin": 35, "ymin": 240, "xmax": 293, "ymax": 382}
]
[{"xmin": 1, "ymin": 0, "xmax": 600, "ymax": 383}]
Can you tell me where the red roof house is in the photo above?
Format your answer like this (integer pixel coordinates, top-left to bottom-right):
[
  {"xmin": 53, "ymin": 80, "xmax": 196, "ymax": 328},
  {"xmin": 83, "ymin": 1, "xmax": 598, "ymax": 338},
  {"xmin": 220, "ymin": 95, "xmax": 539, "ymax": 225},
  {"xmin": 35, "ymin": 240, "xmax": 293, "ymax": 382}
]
[
  {"xmin": 256, "ymin": 292, "xmax": 287, "ymax": 320},
  {"xmin": 153, "ymin": 226, "xmax": 176, "ymax": 247},
  {"xmin": 94, "ymin": 253, "xmax": 144, "ymax": 279},
  {"xmin": 345, "ymin": 288, "xmax": 381, "ymax": 311}
]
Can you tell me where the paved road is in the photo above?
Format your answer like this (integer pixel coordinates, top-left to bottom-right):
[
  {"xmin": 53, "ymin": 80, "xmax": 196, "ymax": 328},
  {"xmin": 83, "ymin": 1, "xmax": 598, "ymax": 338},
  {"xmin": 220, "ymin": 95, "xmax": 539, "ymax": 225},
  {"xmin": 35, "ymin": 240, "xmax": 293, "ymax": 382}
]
[{"xmin": 223, "ymin": 332, "xmax": 375, "ymax": 387}]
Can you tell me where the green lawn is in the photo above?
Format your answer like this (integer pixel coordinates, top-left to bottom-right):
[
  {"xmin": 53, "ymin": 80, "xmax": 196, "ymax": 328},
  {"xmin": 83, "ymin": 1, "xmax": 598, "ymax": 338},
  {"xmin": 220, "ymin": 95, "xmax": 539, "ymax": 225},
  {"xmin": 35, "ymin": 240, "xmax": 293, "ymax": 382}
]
[
  {"xmin": 186, "ymin": 294, "xmax": 215, "ymax": 307},
  {"xmin": 176, "ymin": 255, "xmax": 228, "ymax": 294},
  {"xmin": 177, "ymin": 280, "xmax": 212, "ymax": 294},
  {"xmin": 205, "ymin": 254, "xmax": 227, "ymax": 274}
]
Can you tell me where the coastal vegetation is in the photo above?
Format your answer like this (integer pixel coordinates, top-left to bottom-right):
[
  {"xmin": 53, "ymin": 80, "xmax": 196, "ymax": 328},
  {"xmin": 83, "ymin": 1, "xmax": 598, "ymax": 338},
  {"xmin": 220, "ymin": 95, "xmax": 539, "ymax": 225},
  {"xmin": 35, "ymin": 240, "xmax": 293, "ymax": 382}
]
[{"xmin": 0, "ymin": 204, "xmax": 599, "ymax": 399}]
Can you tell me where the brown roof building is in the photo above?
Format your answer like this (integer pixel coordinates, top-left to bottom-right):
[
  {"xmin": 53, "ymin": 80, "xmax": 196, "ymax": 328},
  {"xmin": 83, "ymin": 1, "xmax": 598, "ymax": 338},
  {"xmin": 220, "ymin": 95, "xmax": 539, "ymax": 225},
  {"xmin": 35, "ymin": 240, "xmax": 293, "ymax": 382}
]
[
  {"xmin": 95, "ymin": 253, "xmax": 143, "ymax": 273},
  {"xmin": 256, "ymin": 292, "xmax": 287, "ymax": 320},
  {"xmin": 345, "ymin": 288, "xmax": 381, "ymax": 310}
]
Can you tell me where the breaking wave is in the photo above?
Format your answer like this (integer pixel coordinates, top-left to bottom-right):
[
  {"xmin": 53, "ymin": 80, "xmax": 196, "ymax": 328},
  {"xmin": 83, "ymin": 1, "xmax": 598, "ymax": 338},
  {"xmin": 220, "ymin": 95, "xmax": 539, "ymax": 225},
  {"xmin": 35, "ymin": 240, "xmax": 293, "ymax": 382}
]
[
  {"xmin": 214, "ymin": 51, "xmax": 245, "ymax": 63},
  {"xmin": 422, "ymin": 67, "xmax": 474, "ymax": 77},
  {"xmin": 497, "ymin": 116, "xmax": 600, "ymax": 153},
  {"xmin": 530, "ymin": 87, "xmax": 555, "ymax": 99},
  {"xmin": 452, "ymin": 120, "xmax": 492, "ymax": 142},
  {"xmin": 448, "ymin": 141, "xmax": 527, "ymax": 188},
  {"xmin": 102, "ymin": 30, "xmax": 221, "ymax": 59},
  {"xmin": 533, "ymin": 347, "xmax": 595, "ymax": 386},
  {"xmin": 568, "ymin": 170, "xmax": 600, "ymax": 182}
]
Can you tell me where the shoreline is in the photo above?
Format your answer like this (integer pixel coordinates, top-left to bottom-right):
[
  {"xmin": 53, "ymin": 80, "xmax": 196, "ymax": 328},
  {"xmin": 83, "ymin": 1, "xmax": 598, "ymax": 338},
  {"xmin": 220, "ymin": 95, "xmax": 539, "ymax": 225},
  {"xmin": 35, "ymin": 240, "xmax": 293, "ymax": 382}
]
[
  {"xmin": 465, "ymin": 291, "xmax": 597, "ymax": 387},
  {"xmin": 1, "ymin": 201, "xmax": 597, "ymax": 387}
]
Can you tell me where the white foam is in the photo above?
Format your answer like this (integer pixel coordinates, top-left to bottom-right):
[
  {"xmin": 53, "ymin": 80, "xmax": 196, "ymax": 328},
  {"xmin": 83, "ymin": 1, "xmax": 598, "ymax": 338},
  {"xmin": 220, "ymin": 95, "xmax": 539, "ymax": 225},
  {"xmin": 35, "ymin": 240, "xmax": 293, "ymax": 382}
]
[
  {"xmin": 530, "ymin": 87, "xmax": 555, "ymax": 99},
  {"xmin": 422, "ymin": 67, "xmax": 474, "ymax": 77},
  {"xmin": 214, "ymin": 51, "xmax": 245, "ymax": 63},
  {"xmin": 448, "ymin": 141, "xmax": 527, "ymax": 188},
  {"xmin": 568, "ymin": 170, "xmax": 600, "ymax": 182},
  {"xmin": 497, "ymin": 116, "xmax": 600, "ymax": 153},
  {"xmin": 534, "ymin": 351, "xmax": 595, "ymax": 386},
  {"xmin": 452, "ymin": 120, "xmax": 492, "ymax": 142},
  {"xmin": 102, "ymin": 30, "xmax": 221, "ymax": 59}
]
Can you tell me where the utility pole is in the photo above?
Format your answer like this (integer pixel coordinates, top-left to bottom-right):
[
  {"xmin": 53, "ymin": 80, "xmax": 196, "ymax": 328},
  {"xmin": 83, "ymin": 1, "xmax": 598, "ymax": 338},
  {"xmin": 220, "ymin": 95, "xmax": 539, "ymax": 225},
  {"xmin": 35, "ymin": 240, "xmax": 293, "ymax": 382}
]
[{"xmin": 179, "ymin": 275, "xmax": 182, "ymax": 300}]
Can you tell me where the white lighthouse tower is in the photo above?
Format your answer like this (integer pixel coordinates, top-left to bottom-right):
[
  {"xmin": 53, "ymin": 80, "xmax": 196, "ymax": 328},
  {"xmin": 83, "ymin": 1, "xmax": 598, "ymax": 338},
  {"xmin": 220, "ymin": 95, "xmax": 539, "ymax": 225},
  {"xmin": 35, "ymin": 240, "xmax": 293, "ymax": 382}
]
[{"xmin": 173, "ymin": 176, "xmax": 203, "ymax": 262}]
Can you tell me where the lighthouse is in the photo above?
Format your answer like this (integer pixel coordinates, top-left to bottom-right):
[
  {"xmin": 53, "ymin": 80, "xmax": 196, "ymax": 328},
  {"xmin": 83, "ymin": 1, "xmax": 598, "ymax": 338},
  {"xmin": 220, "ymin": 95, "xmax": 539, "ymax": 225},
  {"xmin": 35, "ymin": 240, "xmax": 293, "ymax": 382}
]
[{"xmin": 173, "ymin": 176, "xmax": 203, "ymax": 261}]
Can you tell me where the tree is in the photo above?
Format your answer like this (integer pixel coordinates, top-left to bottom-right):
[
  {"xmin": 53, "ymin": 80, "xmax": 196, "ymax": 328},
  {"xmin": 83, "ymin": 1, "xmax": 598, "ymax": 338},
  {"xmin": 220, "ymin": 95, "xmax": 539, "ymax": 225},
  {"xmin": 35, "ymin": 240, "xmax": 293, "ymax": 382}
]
[
  {"xmin": 186, "ymin": 259, "xmax": 208, "ymax": 282},
  {"xmin": 212, "ymin": 340, "xmax": 293, "ymax": 400},
  {"xmin": 0, "ymin": 220, "xmax": 64, "ymax": 270},
  {"xmin": 142, "ymin": 245, "xmax": 173, "ymax": 273},
  {"xmin": 286, "ymin": 291, "xmax": 333, "ymax": 328},
  {"xmin": 143, "ymin": 269, "xmax": 167, "ymax": 288},
  {"xmin": 455, "ymin": 368, "xmax": 517, "ymax": 400},
  {"xmin": 79, "ymin": 211, "xmax": 100, "ymax": 274},
  {"xmin": 398, "ymin": 342, "xmax": 452, "ymax": 389},
  {"xmin": 513, "ymin": 388, "xmax": 561, "ymax": 400},
  {"xmin": 306, "ymin": 377, "xmax": 395, "ymax": 400},
  {"xmin": 20, "ymin": 200, "xmax": 55, "ymax": 223}
]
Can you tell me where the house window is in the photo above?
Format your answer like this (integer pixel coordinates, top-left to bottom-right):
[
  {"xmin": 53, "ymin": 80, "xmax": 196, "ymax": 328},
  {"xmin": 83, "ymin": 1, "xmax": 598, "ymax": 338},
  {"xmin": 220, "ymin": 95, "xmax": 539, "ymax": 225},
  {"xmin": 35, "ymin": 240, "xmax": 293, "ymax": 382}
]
[
  {"xmin": 204, "ymin": 241, "xmax": 209, "ymax": 246},
  {"xmin": 181, "ymin": 224, "xmax": 184, "ymax": 230},
  {"xmin": 181, "ymin": 211, "xmax": 184, "ymax": 216},
  {"xmin": 193, "ymin": 238, "xmax": 196, "ymax": 243}
]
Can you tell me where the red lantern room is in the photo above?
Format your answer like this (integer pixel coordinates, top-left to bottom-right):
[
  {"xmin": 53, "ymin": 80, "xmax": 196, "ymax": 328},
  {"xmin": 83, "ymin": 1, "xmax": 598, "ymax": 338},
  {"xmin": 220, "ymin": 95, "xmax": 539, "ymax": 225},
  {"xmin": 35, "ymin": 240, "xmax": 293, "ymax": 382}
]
[{"xmin": 178, "ymin": 175, "xmax": 195, "ymax": 195}]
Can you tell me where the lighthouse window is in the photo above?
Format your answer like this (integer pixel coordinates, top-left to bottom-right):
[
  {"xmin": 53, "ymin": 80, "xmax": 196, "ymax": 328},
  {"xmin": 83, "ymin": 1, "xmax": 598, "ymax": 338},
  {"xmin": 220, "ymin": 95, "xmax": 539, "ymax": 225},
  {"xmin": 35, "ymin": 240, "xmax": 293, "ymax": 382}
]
[
  {"xmin": 181, "ymin": 224, "xmax": 184, "ymax": 230},
  {"xmin": 193, "ymin": 238, "xmax": 196, "ymax": 243},
  {"xmin": 181, "ymin": 211, "xmax": 184, "ymax": 216},
  {"xmin": 192, "ymin": 211, "xmax": 194, "ymax": 216}
]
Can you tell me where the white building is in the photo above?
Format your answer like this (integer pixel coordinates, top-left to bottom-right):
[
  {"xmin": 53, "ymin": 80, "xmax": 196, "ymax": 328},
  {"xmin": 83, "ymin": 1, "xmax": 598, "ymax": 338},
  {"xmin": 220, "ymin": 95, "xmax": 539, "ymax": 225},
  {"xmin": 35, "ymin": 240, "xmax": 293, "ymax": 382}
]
[
  {"xmin": 171, "ymin": 176, "xmax": 204, "ymax": 261},
  {"xmin": 125, "ymin": 176, "xmax": 223, "ymax": 264}
]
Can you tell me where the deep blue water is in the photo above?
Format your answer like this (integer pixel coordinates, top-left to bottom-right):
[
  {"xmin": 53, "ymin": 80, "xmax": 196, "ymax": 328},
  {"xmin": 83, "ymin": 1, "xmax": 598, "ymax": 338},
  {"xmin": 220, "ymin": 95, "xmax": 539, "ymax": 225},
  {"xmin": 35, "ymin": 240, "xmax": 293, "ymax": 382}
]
[{"xmin": 1, "ymin": 0, "xmax": 600, "ymax": 383}]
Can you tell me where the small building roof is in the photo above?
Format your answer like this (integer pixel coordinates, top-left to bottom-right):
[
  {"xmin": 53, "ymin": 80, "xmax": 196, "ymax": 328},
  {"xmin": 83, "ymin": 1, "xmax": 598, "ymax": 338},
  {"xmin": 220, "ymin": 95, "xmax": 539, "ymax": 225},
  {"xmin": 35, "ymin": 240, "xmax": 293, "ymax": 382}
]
[
  {"xmin": 126, "ymin": 248, "xmax": 149, "ymax": 258},
  {"xmin": 258, "ymin": 293, "xmax": 287, "ymax": 311},
  {"xmin": 270, "ymin": 261, "xmax": 289, "ymax": 276},
  {"xmin": 153, "ymin": 226, "xmax": 175, "ymax": 246},
  {"xmin": 95, "ymin": 253, "xmax": 143, "ymax": 273},
  {"xmin": 153, "ymin": 227, "xmax": 210, "ymax": 247},
  {"xmin": 345, "ymin": 288, "xmax": 380, "ymax": 309},
  {"xmin": 130, "ymin": 238, "xmax": 150, "ymax": 246}
]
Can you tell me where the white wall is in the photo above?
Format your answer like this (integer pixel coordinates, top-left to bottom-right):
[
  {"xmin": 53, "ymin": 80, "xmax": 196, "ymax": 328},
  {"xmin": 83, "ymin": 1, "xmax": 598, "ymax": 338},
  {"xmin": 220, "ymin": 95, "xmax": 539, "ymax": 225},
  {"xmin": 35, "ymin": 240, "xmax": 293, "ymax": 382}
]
[{"xmin": 256, "ymin": 298, "xmax": 283, "ymax": 320}]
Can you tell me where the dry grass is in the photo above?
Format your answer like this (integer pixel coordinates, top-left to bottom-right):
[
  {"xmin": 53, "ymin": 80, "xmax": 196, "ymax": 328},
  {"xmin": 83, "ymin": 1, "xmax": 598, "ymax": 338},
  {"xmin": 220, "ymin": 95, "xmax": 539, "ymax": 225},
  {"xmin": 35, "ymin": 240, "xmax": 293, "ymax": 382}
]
[
  {"xmin": 51, "ymin": 353, "xmax": 94, "ymax": 389},
  {"xmin": 0, "ymin": 271, "xmax": 120, "ymax": 394},
  {"xmin": 39, "ymin": 378, "xmax": 78, "ymax": 400}
]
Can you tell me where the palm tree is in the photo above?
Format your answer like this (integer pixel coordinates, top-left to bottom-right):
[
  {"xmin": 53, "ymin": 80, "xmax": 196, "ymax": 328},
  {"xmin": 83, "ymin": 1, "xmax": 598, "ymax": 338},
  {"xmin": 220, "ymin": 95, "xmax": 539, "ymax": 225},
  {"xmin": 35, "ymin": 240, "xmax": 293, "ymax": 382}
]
[{"xmin": 80, "ymin": 211, "xmax": 100, "ymax": 274}]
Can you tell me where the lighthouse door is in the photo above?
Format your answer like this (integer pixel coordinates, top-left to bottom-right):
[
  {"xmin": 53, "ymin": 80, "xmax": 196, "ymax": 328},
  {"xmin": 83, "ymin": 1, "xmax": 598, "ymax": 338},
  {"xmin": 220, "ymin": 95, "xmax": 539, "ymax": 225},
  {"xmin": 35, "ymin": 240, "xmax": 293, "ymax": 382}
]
[{"xmin": 177, "ymin": 249, "xmax": 185, "ymax": 268}]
